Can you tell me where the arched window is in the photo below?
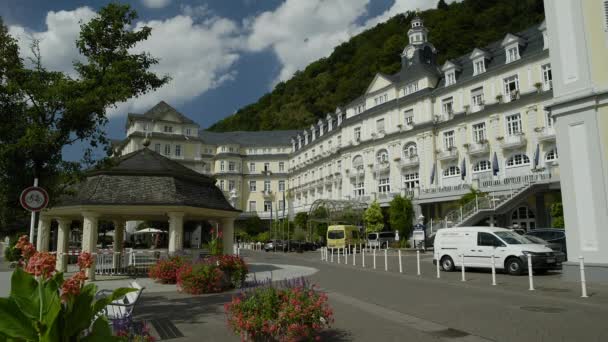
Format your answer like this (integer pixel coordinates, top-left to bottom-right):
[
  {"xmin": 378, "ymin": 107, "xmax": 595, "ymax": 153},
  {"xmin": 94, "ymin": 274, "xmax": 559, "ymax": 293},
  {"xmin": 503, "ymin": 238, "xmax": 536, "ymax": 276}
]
[
  {"xmin": 473, "ymin": 160, "xmax": 492, "ymax": 172},
  {"xmin": 403, "ymin": 143, "xmax": 417, "ymax": 158},
  {"xmin": 352, "ymin": 155, "xmax": 363, "ymax": 170},
  {"xmin": 443, "ymin": 166, "xmax": 461, "ymax": 177},
  {"xmin": 376, "ymin": 149, "xmax": 389, "ymax": 163},
  {"xmin": 511, "ymin": 206, "xmax": 536, "ymax": 229},
  {"xmin": 545, "ymin": 149, "xmax": 558, "ymax": 162},
  {"xmin": 506, "ymin": 153, "xmax": 530, "ymax": 167}
]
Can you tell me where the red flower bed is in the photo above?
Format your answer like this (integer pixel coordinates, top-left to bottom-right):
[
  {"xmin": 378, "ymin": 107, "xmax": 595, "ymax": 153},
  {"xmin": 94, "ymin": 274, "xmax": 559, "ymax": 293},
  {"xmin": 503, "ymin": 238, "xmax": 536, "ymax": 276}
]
[
  {"xmin": 148, "ymin": 256, "xmax": 186, "ymax": 284},
  {"xmin": 205, "ymin": 255, "xmax": 249, "ymax": 289},
  {"xmin": 176, "ymin": 262, "xmax": 225, "ymax": 295}
]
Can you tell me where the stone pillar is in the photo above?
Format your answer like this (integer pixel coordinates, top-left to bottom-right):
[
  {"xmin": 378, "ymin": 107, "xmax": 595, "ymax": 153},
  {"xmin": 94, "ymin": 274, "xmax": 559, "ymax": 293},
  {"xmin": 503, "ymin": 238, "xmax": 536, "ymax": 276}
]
[
  {"xmin": 221, "ymin": 217, "xmax": 235, "ymax": 255},
  {"xmin": 168, "ymin": 212, "xmax": 184, "ymax": 255},
  {"xmin": 82, "ymin": 212, "xmax": 99, "ymax": 281},
  {"xmin": 112, "ymin": 220, "xmax": 126, "ymax": 269},
  {"xmin": 56, "ymin": 218, "xmax": 71, "ymax": 272},
  {"xmin": 36, "ymin": 216, "xmax": 52, "ymax": 252}
]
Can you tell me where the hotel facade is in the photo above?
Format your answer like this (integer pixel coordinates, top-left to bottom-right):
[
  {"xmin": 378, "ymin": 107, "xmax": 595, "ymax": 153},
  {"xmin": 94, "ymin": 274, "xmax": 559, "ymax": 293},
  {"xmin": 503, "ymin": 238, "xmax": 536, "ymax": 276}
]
[{"xmin": 115, "ymin": 16, "xmax": 562, "ymax": 233}]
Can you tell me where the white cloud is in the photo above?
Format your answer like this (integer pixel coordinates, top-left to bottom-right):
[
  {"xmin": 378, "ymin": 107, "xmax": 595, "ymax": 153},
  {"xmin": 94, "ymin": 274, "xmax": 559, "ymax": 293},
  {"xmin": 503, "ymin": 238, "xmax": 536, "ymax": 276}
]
[
  {"xmin": 9, "ymin": 7, "xmax": 243, "ymax": 117},
  {"xmin": 141, "ymin": 0, "xmax": 171, "ymax": 9}
]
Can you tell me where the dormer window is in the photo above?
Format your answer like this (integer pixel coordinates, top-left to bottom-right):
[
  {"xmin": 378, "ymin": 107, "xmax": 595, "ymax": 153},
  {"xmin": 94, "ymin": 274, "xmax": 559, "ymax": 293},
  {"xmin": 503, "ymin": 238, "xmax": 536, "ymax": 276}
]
[
  {"xmin": 441, "ymin": 61, "xmax": 460, "ymax": 86},
  {"xmin": 506, "ymin": 46, "xmax": 520, "ymax": 63},
  {"xmin": 164, "ymin": 125, "xmax": 173, "ymax": 133},
  {"xmin": 354, "ymin": 104, "xmax": 365, "ymax": 115},
  {"xmin": 501, "ymin": 33, "xmax": 525, "ymax": 64},
  {"xmin": 446, "ymin": 71, "xmax": 456, "ymax": 86},
  {"xmin": 402, "ymin": 81, "xmax": 419, "ymax": 96},
  {"xmin": 374, "ymin": 93, "xmax": 388, "ymax": 106},
  {"xmin": 474, "ymin": 60, "xmax": 486, "ymax": 75}
]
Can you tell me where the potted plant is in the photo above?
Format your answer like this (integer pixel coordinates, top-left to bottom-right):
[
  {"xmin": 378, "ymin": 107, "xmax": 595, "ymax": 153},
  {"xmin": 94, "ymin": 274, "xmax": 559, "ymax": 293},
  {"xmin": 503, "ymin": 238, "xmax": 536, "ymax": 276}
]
[
  {"xmin": 496, "ymin": 136, "xmax": 504, "ymax": 140},
  {"xmin": 495, "ymin": 94, "xmax": 503, "ymax": 103},
  {"xmin": 534, "ymin": 82, "xmax": 543, "ymax": 93},
  {"xmin": 462, "ymin": 143, "xmax": 470, "ymax": 149}
]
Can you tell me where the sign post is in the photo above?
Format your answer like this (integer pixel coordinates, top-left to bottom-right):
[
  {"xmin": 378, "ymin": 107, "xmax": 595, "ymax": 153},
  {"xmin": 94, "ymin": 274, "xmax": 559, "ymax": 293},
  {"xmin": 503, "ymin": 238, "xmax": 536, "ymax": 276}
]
[{"xmin": 20, "ymin": 180, "xmax": 49, "ymax": 243}]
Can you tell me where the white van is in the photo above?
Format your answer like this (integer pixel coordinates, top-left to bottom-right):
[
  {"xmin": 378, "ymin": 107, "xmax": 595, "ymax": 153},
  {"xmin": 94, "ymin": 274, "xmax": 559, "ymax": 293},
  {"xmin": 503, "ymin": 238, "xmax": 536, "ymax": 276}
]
[{"xmin": 434, "ymin": 226, "xmax": 563, "ymax": 275}]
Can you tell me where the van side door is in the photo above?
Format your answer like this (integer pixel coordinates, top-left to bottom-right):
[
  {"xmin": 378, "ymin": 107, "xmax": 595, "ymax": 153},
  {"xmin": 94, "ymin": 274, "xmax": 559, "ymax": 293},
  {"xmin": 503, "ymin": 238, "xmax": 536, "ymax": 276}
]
[{"xmin": 471, "ymin": 232, "xmax": 507, "ymax": 268}]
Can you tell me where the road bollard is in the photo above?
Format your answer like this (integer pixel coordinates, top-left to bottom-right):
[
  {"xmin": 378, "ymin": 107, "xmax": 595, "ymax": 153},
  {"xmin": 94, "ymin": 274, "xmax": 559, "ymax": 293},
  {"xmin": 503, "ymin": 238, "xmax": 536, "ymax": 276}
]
[
  {"xmin": 338, "ymin": 248, "xmax": 341, "ymax": 264},
  {"xmin": 461, "ymin": 254, "xmax": 466, "ymax": 282},
  {"xmin": 398, "ymin": 250, "xmax": 403, "ymax": 273},
  {"xmin": 436, "ymin": 252, "xmax": 440, "ymax": 279},
  {"xmin": 373, "ymin": 248, "xmax": 376, "ymax": 269},
  {"xmin": 384, "ymin": 249, "xmax": 388, "ymax": 271},
  {"xmin": 416, "ymin": 249, "xmax": 421, "ymax": 275},
  {"xmin": 579, "ymin": 256, "xmax": 588, "ymax": 298},
  {"xmin": 527, "ymin": 254, "xmax": 534, "ymax": 291},
  {"xmin": 345, "ymin": 247, "xmax": 349, "ymax": 265},
  {"xmin": 331, "ymin": 248, "xmax": 334, "ymax": 263},
  {"xmin": 353, "ymin": 247, "xmax": 356, "ymax": 266},
  {"xmin": 362, "ymin": 248, "xmax": 366, "ymax": 268},
  {"xmin": 321, "ymin": 247, "xmax": 324, "ymax": 261},
  {"xmin": 491, "ymin": 255, "xmax": 496, "ymax": 286}
]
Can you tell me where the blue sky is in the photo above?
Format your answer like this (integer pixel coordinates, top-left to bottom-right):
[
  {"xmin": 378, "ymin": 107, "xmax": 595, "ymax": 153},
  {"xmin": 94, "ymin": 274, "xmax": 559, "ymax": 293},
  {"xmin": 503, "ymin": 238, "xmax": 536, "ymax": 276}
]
[{"xmin": 0, "ymin": 0, "xmax": 442, "ymax": 162}]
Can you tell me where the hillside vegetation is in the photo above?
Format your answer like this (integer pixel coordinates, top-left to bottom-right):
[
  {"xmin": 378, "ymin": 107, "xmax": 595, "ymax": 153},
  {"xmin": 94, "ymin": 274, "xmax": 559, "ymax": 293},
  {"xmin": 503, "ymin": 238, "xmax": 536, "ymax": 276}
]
[{"xmin": 208, "ymin": 0, "xmax": 544, "ymax": 132}]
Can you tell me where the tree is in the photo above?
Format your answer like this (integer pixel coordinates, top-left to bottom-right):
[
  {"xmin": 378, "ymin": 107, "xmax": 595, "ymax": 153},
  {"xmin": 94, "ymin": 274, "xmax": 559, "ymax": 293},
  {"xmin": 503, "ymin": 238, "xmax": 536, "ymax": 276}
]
[
  {"xmin": 437, "ymin": 0, "xmax": 449, "ymax": 10},
  {"xmin": 550, "ymin": 201, "xmax": 565, "ymax": 228},
  {"xmin": 0, "ymin": 4, "xmax": 169, "ymax": 231},
  {"xmin": 294, "ymin": 212, "xmax": 309, "ymax": 230},
  {"xmin": 457, "ymin": 188, "xmax": 487, "ymax": 208},
  {"xmin": 389, "ymin": 195, "xmax": 415, "ymax": 238},
  {"xmin": 363, "ymin": 201, "xmax": 384, "ymax": 233}
]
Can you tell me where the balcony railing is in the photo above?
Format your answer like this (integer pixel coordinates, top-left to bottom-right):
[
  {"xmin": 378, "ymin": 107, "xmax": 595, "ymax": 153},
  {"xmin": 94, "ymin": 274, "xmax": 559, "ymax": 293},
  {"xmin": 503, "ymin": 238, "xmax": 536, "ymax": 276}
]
[
  {"xmin": 437, "ymin": 148, "xmax": 458, "ymax": 161},
  {"xmin": 467, "ymin": 142, "xmax": 490, "ymax": 156},
  {"xmin": 500, "ymin": 134, "xmax": 527, "ymax": 149},
  {"xmin": 537, "ymin": 127, "xmax": 556, "ymax": 142},
  {"xmin": 400, "ymin": 155, "xmax": 420, "ymax": 169},
  {"xmin": 373, "ymin": 162, "xmax": 390, "ymax": 175}
]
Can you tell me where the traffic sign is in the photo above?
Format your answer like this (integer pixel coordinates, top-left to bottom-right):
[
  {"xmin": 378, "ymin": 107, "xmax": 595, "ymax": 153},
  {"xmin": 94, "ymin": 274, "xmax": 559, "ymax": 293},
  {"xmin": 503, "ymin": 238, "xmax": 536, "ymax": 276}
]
[
  {"xmin": 413, "ymin": 230, "xmax": 425, "ymax": 242},
  {"xmin": 20, "ymin": 186, "xmax": 49, "ymax": 212}
]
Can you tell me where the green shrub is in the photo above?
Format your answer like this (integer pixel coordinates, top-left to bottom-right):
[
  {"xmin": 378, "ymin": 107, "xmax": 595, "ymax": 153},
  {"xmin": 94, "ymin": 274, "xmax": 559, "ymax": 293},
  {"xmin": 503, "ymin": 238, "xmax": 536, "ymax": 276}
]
[{"xmin": 177, "ymin": 262, "xmax": 224, "ymax": 294}]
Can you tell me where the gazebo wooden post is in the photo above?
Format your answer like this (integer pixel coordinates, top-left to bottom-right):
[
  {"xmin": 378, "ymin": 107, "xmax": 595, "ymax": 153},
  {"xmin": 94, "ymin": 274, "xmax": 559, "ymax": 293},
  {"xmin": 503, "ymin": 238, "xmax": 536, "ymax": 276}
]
[
  {"xmin": 112, "ymin": 219, "xmax": 126, "ymax": 269},
  {"xmin": 168, "ymin": 212, "xmax": 185, "ymax": 255},
  {"xmin": 221, "ymin": 217, "xmax": 235, "ymax": 255},
  {"xmin": 36, "ymin": 215, "xmax": 52, "ymax": 252},
  {"xmin": 55, "ymin": 218, "xmax": 72, "ymax": 272},
  {"xmin": 82, "ymin": 212, "xmax": 100, "ymax": 281}
]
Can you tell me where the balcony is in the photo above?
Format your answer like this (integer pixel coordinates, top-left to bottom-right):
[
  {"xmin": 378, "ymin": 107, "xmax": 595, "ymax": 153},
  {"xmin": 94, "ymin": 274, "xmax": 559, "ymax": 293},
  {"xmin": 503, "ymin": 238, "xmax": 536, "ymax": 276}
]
[
  {"xmin": 437, "ymin": 148, "xmax": 458, "ymax": 161},
  {"xmin": 537, "ymin": 127, "xmax": 556, "ymax": 142},
  {"xmin": 471, "ymin": 104, "xmax": 485, "ymax": 113},
  {"xmin": 467, "ymin": 142, "xmax": 490, "ymax": 156},
  {"xmin": 399, "ymin": 155, "xmax": 420, "ymax": 169},
  {"xmin": 500, "ymin": 134, "xmax": 527, "ymax": 149},
  {"xmin": 373, "ymin": 162, "xmax": 390, "ymax": 175},
  {"xmin": 348, "ymin": 167, "xmax": 365, "ymax": 179},
  {"xmin": 262, "ymin": 190, "xmax": 273, "ymax": 198}
]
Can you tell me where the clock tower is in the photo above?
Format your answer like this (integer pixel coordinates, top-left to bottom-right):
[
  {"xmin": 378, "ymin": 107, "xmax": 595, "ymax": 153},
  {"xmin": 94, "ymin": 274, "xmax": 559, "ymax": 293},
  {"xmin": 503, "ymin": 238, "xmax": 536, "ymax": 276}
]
[{"xmin": 401, "ymin": 15, "xmax": 437, "ymax": 67}]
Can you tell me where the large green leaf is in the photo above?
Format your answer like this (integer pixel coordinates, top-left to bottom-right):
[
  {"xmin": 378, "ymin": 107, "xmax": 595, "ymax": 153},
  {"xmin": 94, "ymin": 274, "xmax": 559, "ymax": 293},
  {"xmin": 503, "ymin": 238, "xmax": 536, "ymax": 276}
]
[
  {"xmin": 92, "ymin": 287, "xmax": 135, "ymax": 315},
  {"xmin": 10, "ymin": 268, "xmax": 40, "ymax": 321},
  {"xmin": 0, "ymin": 298, "xmax": 37, "ymax": 341},
  {"xmin": 63, "ymin": 283, "xmax": 96, "ymax": 338},
  {"xmin": 80, "ymin": 316, "xmax": 121, "ymax": 342}
]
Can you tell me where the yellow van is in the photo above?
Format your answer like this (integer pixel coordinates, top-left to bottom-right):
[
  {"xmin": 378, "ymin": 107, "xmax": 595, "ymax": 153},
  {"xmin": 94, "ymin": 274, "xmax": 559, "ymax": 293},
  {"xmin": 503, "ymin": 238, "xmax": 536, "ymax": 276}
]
[{"xmin": 327, "ymin": 225, "xmax": 363, "ymax": 250}]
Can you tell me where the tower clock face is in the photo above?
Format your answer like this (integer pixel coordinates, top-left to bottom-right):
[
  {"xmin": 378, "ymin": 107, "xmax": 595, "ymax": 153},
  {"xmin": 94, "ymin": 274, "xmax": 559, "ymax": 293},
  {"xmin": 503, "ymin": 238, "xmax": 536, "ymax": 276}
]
[{"xmin": 405, "ymin": 46, "xmax": 415, "ymax": 59}]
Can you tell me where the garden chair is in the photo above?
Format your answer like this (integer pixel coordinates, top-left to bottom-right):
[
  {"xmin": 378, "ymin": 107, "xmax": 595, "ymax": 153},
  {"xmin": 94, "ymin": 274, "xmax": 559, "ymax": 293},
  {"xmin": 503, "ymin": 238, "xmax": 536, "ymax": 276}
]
[{"xmin": 96, "ymin": 281, "xmax": 145, "ymax": 321}]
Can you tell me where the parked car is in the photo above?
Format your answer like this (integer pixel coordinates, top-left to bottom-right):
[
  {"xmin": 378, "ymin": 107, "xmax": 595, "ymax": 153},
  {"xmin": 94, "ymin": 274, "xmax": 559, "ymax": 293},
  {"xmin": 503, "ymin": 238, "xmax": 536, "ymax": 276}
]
[
  {"xmin": 523, "ymin": 235, "xmax": 566, "ymax": 262},
  {"xmin": 327, "ymin": 225, "xmax": 364, "ymax": 251},
  {"xmin": 263, "ymin": 240, "xmax": 287, "ymax": 252},
  {"xmin": 434, "ymin": 226, "xmax": 562, "ymax": 275},
  {"xmin": 367, "ymin": 231, "xmax": 396, "ymax": 248},
  {"xmin": 524, "ymin": 229, "xmax": 567, "ymax": 260}
]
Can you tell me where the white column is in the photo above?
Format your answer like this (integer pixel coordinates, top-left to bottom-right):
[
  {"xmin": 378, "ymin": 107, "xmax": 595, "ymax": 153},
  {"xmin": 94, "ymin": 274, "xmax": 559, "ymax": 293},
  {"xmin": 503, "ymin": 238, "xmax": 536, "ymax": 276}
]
[
  {"xmin": 221, "ymin": 217, "xmax": 236, "ymax": 255},
  {"xmin": 168, "ymin": 212, "xmax": 185, "ymax": 255},
  {"xmin": 112, "ymin": 220, "xmax": 126, "ymax": 269},
  {"xmin": 56, "ymin": 218, "xmax": 71, "ymax": 272},
  {"xmin": 82, "ymin": 212, "xmax": 100, "ymax": 280},
  {"xmin": 36, "ymin": 216, "xmax": 52, "ymax": 252}
]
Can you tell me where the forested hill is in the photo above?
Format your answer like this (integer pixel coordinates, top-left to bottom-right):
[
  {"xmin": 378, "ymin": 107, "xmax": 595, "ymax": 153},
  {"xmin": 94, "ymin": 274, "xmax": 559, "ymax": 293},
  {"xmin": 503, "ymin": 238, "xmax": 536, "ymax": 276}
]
[{"xmin": 208, "ymin": 0, "xmax": 545, "ymax": 132}]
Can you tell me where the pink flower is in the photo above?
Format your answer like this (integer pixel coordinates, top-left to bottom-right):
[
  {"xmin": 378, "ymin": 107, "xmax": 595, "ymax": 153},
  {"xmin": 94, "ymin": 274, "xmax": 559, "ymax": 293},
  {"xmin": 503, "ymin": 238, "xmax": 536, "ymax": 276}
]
[
  {"xmin": 25, "ymin": 252, "xmax": 56, "ymax": 278},
  {"xmin": 78, "ymin": 252, "xmax": 93, "ymax": 269},
  {"xmin": 15, "ymin": 235, "xmax": 36, "ymax": 260}
]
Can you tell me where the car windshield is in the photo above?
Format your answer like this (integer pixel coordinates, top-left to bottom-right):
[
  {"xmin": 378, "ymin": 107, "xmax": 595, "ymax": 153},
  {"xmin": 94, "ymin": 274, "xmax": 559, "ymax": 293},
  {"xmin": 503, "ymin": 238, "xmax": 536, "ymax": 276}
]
[
  {"xmin": 495, "ymin": 231, "xmax": 533, "ymax": 245},
  {"xmin": 328, "ymin": 231, "xmax": 344, "ymax": 239},
  {"xmin": 367, "ymin": 234, "xmax": 378, "ymax": 240},
  {"xmin": 524, "ymin": 235, "xmax": 548, "ymax": 244}
]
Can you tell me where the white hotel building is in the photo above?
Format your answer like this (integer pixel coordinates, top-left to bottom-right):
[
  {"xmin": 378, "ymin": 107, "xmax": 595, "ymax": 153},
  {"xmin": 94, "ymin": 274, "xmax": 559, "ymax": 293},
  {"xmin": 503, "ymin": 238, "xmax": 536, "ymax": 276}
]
[{"xmin": 115, "ymin": 16, "xmax": 562, "ymax": 232}]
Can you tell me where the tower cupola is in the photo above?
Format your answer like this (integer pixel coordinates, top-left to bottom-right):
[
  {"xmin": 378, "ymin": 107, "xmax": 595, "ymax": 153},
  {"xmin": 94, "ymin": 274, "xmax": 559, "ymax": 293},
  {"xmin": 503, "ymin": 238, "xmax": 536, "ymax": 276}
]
[{"xmin": 407, "ymin": 15, "xmax": 428, "ymax": 45}]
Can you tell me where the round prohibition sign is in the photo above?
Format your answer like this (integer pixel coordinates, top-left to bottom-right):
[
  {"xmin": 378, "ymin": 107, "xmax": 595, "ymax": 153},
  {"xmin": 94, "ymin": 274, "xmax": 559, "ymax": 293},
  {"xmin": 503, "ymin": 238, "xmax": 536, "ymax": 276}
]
[{"xmin": 20, "ymin": 186, "xmax": 49, "ymax": 212}]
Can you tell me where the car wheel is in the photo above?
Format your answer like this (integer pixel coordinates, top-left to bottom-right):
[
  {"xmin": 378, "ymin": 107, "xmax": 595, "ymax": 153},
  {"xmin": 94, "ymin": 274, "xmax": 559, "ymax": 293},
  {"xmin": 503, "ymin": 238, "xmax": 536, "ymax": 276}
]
[
  {"xmin": 506, "ymin": 257, "xmax": 523, "ymax": 275},
  {"xmin": 440, "ymin": 256, "xmax": 455, "ymax": 272}
]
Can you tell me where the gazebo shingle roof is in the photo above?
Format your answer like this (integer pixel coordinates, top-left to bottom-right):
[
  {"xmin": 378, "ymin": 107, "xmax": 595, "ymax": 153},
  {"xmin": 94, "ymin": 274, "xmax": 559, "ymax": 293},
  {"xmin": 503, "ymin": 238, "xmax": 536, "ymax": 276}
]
[{"xmin": 55, "ymin": 148, "xmax": 238, "ymax": 212}]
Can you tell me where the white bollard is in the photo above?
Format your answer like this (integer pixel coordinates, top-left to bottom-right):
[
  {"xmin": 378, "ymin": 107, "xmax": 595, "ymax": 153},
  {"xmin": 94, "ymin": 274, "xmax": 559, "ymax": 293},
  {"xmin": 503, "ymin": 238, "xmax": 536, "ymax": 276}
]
[
  {"xmin": 527, "ymin": 254, "xmax": 534, "ymax": 291},
  {"xmin": 461, "ymin": 254, "xmax": 466, "ymax": 282},
  {"xmin": 579, "ymin": 256, "xmax": 588, "ymax": 298},
  {"xmin": 491, "ymin": 254, "xmax": 497, "ymax": 286},
  {"xmin": 345, "ymin": 247, "xmax": 348, "ymax": 265},
  {"xmin": 373, "ymin": 248, "xmax": 377, "ymax": 269},
  {"xmin": 362, "ymin": 248, "xmax": 366, "ymax": 268},
  {"xmin": 338, "ymin": 248, "xmax": 341, "ymax": 264},
  {"xmin": 384, "ymin": 249, "xmax": 388, "ymax": 271},
  {"xmin": 416, "ymin": 249, "xmax": 421, "ymax": 276},
  {"xmin": 321, "ymin": 247, "xmax": 324, "ymax": 261},
  {"xmin": 436, "ymin": 252, "xmax": 440, "ymax": 279},
  {"xmin": 331, "ymin": 248, "xmax": 334, "ymax": 263},
  {"xmin": 353, "ymin": 247, "xmax": 356, "ymax": 266},
  {"xmin": 398, "ymin": 250, "xmax": 403, "ymax": 273}
]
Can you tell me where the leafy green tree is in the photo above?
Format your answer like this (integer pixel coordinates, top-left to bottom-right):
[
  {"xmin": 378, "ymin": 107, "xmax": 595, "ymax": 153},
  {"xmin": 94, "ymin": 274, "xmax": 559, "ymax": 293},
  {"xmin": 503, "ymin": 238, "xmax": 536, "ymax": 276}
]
[
  {"xmin": 294, "ymin": 212, "xmax": 309, "ymax": 230},
  {"xmin": 389, "ymin": 195, "xmax": 415, "ymax": 238},
  {"xmin": 437, "ymin": 0, "xmax": 449, "ymax": 10},
  {"xmin": 0, "ymin": 4, "xmax": 169, "ymax": 232},
  {"xmin": 364, "ymin": 201, "xmax": 384, "ymax": 233},
  {"xmin": 458, "ymin": 188, "xmax": 487, "ymax": 207},
  {"xmin": 550, "ymin": 201, "xmax": 565, "ymax": 228}
]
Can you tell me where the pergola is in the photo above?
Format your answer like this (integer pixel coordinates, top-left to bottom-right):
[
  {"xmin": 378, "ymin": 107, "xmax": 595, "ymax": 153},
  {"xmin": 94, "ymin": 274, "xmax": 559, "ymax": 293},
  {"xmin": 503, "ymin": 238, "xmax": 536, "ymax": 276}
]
[
  {"xmin": 307, "ymin": 199, "xmax": 367, "ymax": 239},
  {"xmin": 36, "ymin": 145, "xmax": 240, "ymax": 279}
]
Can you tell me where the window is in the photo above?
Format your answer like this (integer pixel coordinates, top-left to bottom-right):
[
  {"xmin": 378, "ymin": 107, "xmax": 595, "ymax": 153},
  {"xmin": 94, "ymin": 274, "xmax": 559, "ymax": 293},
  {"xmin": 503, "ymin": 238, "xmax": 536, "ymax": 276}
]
[
  {"xmin": 352, "ymin": 155, "xmax": 363, "ymax": 169},
  {"xmin": 376, "ymin": 149, "xmax": 389, "ymax": 163},
  {"xmin": 249, "ymin": 201, "xmax": 256, "ymax": 212},
  {"xmin": 164, "ymin": 144, "xmax": 171, "ymax": 156},
  {"xmin": 337, "ymin": 160, "xmax": 342, "ymax": 171},
  {"xmin": 403, "ymin": 143, "xmax": 417, "ymax": 158},
  {"xmin": 506, "ymin": 46, "xmax": 519, "ymax": 63},
  {"xmin": 354, "ymin": 182, "xmax": 365, "ymax": 197},
  {"xmin": 229, "ymin": 147, "xmax": 234, "ymax": 152},
  {"xmin": 219, "ymin": 180, "xmax": 225, "ymax": 190},
  {"xmin": 264, "ymin": 201, "xmax": 272, "ymax": 212},
  {"xmin": 473, "ymin": 60, "xmax": 485, "ymax": 75},
  {"xmin": 249, "ymin": 181, "xmax": 257, "ymax": 192},
  {"xmin": 249, "ymin": 162, "xmax": 256, "ymax": 172},
  {"xmin": 443, "ymin": 166, "xmax": 461, "ymax": 177},
  {"xmin": 506, "ymin": 153, "xmax": 530, "ymax": 167},
  {"xmin": 472, "ymin": 122, "xmax": 487, "ymax": 143},
  {"xmin": 378, "ymin": 178, "xmax": 390, "ymax": 193},
  {"xmin": 175, "ymin": 145, "xmax": 181, "ymax": 157},
  {"xmin": 355, "ymin": 104, "xmax": 366, "ymax": 114},
  {"xmin": 264, "ymin": 180, "xmax": 271, "ymax": 192},
  {"xmin": 376, "ymin": 118, "xmax": 385, "ymax": 133},
  {"xmin": 503, "ymin": 75, "xmax": 519, "ymax": 98},
  {"xmin": 443, "ymin": 131, "xmax": 455, "ymax": 150},
  {"xmin": 278, "ymin": 200, "xmax": 285, "ymax": 211},
  {"xmin": 404, "ymin": 109, "xmax": 414, "ymax": 126},
  {"xmin": 403, "ymin": 172, "xmax": 419, "ymax": 189},
  {"xmin": 337, "ymin": 135, "xmax": 342, "ymax": 146},
  {"xmin": 442, "ymin": 97, "xmax": 453, "ymax": 116},
  {"xmin": 478, "ymin": 232, "xmax": 502, "ymax": 247},
  {"xmin": 546, "ymin": 111, "xmax": 553, "ymax": 128},
  {"xmin": 354, "ymin": 127, "xmax": 361, "ymax": 141},
  {"xmin": 228, "ymin": 161, "xmax": 236, "ymax": 171},
  {"xmin": 279, "ymin": 162, "xmax": 285, "ymax": 172},
  {"xmin": 220, "ymin": 161, "xmax": 225, "ymax": 171},
  {"xmin": 374, "ymin": 93, "xmax": 388, "ymax": 105},
  {"xmin": 221, "ymin": 146, "xmax": 226, "ymax": 152},
  {"xmin": 506, "ymin": 113, "xmax": 522, "ymax": 135},
  {"xmin": 264, "ymin": 162, "xmax": 270, "ymax": 172},
  {"xmin": 279, "ymin": 180, "xmax": 285, "ymax": 191},
  {"xmin": 445, "ymin": 71, "xmax": 456, "ymax": 86},
  {"xmin": 164, "ymin": 125, "xmax": 173, "ymax": 133},
  {"xmin": 402, "ymin": 82, "xmax": 418, "ymax": 96},
  {"xmin": 185, "ymin": 128, "xmax": 191, "ymax": 135},
  {"xmin": 154, "ymin": 143, "xmax": 161, "ymax": 153},
  {"xmin": 545, "ymin": 149, "xmax": 558, "ymax": 162},
  {"xmin": 473, "ymin": 160, "xmax": 492, "ymax": 172},
  {"xmin": 541, "ymin": 64, "xmax": 552, "ymax": 89},
  {"xmin": 471, "ymin": 87, "xmax": 484, "ymax": 107},
  {"xmin": 143, "ymin": 123, "xmax": 149, "ymax": 131},
  {"xmin": 228, "ymin": 180, "xmax": 235, "ymax": 191}
]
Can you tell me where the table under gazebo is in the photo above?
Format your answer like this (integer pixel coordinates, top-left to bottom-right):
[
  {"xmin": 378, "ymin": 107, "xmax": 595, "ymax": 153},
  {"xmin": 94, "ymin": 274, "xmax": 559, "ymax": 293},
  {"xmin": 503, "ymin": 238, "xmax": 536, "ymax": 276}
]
[{"xmin": 34, "ymin": 143, "xmax": 240, "ymax": 279}]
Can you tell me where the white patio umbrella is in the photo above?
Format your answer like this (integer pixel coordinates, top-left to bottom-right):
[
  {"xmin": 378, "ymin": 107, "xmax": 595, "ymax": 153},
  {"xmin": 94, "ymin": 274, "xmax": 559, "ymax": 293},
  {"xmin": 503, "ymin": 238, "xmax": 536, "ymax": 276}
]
[{"xmin": 133, "ymin": 228, "xmax": 167, "ymax": 235}]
